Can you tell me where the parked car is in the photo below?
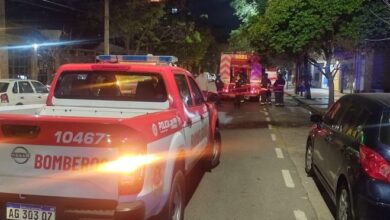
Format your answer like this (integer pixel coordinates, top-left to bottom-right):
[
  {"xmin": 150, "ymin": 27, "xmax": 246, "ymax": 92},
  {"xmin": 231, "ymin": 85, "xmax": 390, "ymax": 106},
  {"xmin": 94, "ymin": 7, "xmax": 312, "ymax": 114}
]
[
  {"xmin": 305, "ymin": 94, "xmax": 390, "ymax": 220},
  {"xmin": 0, "ymin": 79, "xmax": 49, "ymax": 106}
]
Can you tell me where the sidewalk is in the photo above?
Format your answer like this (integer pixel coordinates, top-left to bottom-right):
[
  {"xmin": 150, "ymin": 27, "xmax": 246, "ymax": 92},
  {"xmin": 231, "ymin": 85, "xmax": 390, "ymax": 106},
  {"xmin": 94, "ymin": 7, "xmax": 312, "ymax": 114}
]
[{"xmin": 285, "ymin": 88, "xmax": 345, "ymax": 115}]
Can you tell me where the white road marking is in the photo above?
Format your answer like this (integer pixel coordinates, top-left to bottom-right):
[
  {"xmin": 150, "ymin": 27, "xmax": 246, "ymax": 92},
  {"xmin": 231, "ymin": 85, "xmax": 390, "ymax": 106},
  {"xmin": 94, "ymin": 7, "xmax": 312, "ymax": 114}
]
[
  {"xmin": 294, "ymin": 210, "xmax": 308, "ymax": 220},
  {"xmin": 271, "ymin": 134, "xmax": 277, "ymax": 141},
  {"xmin": 265, "ymin": 112, "xmax": 269, "ymax": 116},
  {"xmin": 263, "ymin": 108, "xmax": 267, "ymax": 111},
  {"xmin": 266, "ymin": 117, "xmax": 271, "ymax": 122},
  {"xmin": 282, "ymin": 170, "xmax": 295, "ymax": 188},
  {"xmin": 268, "ymin": 124, "xmax": 273, "ymax": 130},
  {"xmin": 275, "ymin": 148, "xmax": 284, "ymax": 159}
]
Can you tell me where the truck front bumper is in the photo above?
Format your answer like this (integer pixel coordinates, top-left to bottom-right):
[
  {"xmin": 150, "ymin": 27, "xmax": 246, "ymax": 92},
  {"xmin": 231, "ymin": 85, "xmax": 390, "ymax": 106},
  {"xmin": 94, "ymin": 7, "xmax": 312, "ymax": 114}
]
[{"xmin": 0, "ymin": 193, "xmax": 145, "ymax": 220}]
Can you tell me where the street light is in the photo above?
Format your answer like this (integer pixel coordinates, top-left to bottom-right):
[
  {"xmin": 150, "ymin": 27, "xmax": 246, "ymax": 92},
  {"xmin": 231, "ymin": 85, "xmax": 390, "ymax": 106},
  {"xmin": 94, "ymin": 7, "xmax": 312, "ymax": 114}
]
[{"xmin": 32, "ymin": 43, "xmax": 39, "ymax": 51}]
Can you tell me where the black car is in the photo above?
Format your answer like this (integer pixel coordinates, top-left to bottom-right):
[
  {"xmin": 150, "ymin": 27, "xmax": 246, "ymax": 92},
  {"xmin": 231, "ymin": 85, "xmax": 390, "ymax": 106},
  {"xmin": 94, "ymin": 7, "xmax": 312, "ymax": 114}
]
[{"xmin": 305, "ymin": 94, "xmax": 390, "ymax": 220}]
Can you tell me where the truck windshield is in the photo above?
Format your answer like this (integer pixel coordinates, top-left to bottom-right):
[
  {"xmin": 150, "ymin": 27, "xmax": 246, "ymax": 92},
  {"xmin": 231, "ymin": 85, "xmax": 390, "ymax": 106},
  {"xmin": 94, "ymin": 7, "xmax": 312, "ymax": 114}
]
[
  {"xmin": 54, "ymin": 71, "xmax": 167, "ymax": 102},
  {"xmin": 0, "ymin": 83, "xmax": 9, "ymax": 93}
]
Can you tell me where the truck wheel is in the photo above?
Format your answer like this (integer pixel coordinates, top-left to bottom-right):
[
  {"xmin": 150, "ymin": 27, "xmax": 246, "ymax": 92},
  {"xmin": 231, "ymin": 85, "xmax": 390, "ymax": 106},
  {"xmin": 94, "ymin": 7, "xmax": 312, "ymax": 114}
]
[
  {"xmin": 204, "ymin": 129, "xmax": 222, "ymax": 170},
  {"xmin": 166, "ymin": 170, "xmax": 185, "ymax": 220}
]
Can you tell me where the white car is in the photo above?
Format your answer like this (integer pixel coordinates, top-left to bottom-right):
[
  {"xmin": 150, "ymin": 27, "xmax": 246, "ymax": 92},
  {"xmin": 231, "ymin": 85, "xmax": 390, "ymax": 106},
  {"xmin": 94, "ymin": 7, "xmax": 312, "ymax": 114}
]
[{"xmin": 0, "ymin": 79, "xmax": 49, "ymax": 106}]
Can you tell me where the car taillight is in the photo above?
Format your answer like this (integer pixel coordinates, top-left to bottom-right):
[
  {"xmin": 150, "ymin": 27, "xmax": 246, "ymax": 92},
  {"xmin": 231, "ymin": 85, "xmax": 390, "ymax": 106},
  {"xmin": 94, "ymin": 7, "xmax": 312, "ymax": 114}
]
[
  {"xmin": 1, "ymin": 94, "xmax": 9, "ymax": 103},
  {"xmin": 98, "ymin": 143, "xmax": 158, "ymax": 195},
  {"xmin": 116, "ymin": 155, "xmax": 150, "ymax": 195},
  {"xmin": 360, "ymin": 145, "xmax": 390, "ymax": 183}
]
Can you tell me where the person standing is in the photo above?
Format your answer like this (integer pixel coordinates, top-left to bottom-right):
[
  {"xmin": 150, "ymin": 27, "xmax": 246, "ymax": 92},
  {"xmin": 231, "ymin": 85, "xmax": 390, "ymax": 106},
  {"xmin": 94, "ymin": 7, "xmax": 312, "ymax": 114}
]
[
  {"xmin": 215, "ymin": 74, "xmax": 223, "ymax": 93},
  {"xmin": 260, "ymin": 73, "xmax": 272, "ymax": 105},
  {"xmin": 299, "ymin": 80, "xmax": 305, "ymax": 96},
  {"xmin": 273, "ymin": 74, "xmax": 286, "ymax": 106}
]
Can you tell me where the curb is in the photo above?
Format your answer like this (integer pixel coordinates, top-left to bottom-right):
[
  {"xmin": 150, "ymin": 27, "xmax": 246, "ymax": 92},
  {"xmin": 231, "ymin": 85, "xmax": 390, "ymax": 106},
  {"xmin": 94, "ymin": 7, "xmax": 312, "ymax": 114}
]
[{"xmin": 285, "ymin": 92, "xmax": 326, "ymax": 115}]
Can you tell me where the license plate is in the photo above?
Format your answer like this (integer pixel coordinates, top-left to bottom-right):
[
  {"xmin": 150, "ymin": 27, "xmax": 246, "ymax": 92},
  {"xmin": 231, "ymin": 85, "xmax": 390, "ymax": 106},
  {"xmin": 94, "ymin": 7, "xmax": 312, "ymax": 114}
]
[{"xmin": 6, "ymin": 203, "xmax": 56, "ymax": 220}]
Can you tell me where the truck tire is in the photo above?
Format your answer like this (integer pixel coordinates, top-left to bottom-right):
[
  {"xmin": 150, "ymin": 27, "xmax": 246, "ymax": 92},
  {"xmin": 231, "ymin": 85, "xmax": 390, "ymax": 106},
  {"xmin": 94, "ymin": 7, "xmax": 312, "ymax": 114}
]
[
  {"xmin": 163, "ymin": 170, "xmax": 185, "ymax": 220},
  {"xmin": 204, "ymin": 129, "xmax": 222, "ymax": 170}
]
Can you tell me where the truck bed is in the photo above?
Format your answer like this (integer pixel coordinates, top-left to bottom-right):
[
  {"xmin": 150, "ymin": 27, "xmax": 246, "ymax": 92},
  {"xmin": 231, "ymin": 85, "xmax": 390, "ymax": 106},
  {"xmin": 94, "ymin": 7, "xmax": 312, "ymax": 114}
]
[{"xmin": 0, "ymin": 105, "xmax": 160, "ymax": 119}]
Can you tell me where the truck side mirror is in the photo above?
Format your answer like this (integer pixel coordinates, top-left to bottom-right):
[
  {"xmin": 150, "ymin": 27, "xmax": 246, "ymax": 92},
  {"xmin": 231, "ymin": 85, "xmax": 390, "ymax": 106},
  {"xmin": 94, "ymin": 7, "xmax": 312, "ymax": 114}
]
[{"xmin": 204, "ymin": 91, "xmax": 219, "ymax": 103}]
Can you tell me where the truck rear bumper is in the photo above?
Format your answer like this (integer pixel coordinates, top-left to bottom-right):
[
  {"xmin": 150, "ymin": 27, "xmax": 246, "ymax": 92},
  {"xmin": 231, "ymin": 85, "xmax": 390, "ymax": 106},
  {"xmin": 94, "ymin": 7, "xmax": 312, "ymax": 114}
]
[{"xmin": 0, "ymin": 193, "xmax": 145, "ymax": 220}]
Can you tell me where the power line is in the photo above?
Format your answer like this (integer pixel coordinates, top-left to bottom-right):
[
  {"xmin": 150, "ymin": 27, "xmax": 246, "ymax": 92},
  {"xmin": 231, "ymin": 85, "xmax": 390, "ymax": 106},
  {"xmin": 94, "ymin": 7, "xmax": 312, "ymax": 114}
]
[
  {"xmin": 11, "ymin": 0, "xmax": 63, "ymax": 12},
  {"xmin": 41, "ymin": 0, "xmax": 84, "ymax": 12},
  {"xmin": 365, "ymin": 37, "xmax": 390, "ymax": 42},
  {"xmin": 369, "ymin": 8, "xmax": 390, "ymax": 25},
  {"xmin": 383, "ymin": 0, "xmax": 390, "ymax": 9}
]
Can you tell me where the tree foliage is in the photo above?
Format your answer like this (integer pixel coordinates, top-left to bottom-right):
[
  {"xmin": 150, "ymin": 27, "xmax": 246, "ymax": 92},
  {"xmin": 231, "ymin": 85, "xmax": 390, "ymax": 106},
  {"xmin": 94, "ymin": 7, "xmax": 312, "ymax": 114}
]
[
  {"xmin": 76, "ymin": 0, "xmax": 217, "ymax": 73},
  {"xmin": 231, "ymin": 0, "xmax": 268, "ymax": 22},
  {"xmin": 231, "ymin": 0, "xmax": 370, "ymax": 106}
]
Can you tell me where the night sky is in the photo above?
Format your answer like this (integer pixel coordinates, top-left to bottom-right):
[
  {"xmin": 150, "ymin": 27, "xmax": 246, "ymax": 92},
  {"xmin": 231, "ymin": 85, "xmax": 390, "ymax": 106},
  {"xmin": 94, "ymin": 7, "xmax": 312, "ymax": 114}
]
[
  {"xmin": 5, "ymin": 0, "xmax": 240, "ymax": 42},
  {"xmin": 190, "ymin": 0, "xmax": 240, "ymax": 42}
]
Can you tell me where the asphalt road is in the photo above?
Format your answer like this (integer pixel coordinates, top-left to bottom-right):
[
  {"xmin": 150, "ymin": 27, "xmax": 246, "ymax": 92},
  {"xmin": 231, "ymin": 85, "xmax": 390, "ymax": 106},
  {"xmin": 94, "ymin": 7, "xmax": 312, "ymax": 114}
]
[{"xmin": 185, "ymin": 96, "xmax": 334, "ymax": 220}]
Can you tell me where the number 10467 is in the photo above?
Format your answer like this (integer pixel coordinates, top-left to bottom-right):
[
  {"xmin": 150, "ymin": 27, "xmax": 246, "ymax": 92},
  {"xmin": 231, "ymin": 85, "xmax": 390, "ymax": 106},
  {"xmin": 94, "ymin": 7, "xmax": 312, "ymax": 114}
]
[{"xmin": 54, "ymin": 131, "xmax": 106, "ymax": 145}]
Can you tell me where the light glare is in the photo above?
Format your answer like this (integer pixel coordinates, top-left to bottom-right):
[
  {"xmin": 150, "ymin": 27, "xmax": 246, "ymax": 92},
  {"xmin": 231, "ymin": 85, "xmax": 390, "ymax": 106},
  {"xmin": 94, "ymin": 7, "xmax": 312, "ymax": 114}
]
[{"xmin": 99, "ymin": 155, "xmax": 158, "ymax": 173}]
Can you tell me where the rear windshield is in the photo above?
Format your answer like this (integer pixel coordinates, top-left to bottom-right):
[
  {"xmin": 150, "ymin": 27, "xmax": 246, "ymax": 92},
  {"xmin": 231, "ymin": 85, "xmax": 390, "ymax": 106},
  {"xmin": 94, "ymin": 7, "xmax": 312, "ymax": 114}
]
[
  {"xmin": 54, "ymin": 71, "xmax": 167, "ymax": 102},
  {"xmin": 0, "ymin": 82, "xmax": 9, "ymax": 93},
  {"xmin": 381, "ymin": 111, "xmax": 390, "ymax": 145}
]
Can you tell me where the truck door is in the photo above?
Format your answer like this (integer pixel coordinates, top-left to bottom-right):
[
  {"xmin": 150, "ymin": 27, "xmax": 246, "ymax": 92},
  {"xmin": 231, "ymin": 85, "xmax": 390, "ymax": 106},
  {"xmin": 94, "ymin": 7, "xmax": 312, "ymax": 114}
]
[
  {"xmin": 174, "ymin": 74, "xmax": 199, "ymax": 171},
  {"xmin": 187, "ymin": 76, "xmax": 210, "ymax": 157}
]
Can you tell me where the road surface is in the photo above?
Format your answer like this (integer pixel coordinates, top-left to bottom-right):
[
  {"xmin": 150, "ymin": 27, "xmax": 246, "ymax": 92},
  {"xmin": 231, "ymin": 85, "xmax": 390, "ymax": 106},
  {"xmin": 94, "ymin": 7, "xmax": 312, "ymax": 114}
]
[{"xmin": 185, "ymin": 96, "xmax": 334, "ymax": 220}]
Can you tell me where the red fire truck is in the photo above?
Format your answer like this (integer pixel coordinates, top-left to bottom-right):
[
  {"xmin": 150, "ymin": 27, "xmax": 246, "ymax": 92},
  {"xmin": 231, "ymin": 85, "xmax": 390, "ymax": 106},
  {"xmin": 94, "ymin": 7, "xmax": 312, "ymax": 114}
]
[
  {"xmin": 218, "ymin": 52, "xmax": 278, "ymax": 100},
  {"xmin": 218, "ymin": 53, "xmax": 261, "ymax": 100}
]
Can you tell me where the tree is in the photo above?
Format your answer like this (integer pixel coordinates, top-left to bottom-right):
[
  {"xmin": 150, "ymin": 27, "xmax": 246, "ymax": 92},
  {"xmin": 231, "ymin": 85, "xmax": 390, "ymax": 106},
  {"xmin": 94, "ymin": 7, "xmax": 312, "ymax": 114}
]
[
  {"xmin": 229, "ymin": 26, "xmax": 253, "ymax": 52},
  {"xmin": 231, "ymin": 0, "xmax": 268, "ymax": 23},
  {"xmin": 238, "ymin": 0, "xmax": 364, "ymax": 106},
  {"xmin": 78, "ymin": 0, "xmax": 165, "ymax": 54},
  {"xmin": 110, "ymin": 0, "xmax": 165, "ymax": 54},
  {"xmin": 77, "ymin": 0, "xmax": 217, "ymax": 72}
]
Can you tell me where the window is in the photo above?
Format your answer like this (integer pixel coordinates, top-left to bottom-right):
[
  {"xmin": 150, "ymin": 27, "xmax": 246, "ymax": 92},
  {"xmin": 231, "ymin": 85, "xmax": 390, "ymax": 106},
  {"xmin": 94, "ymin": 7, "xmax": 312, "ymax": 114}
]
[
  {"xmin": 8, "ymin": 49, "xmax": 31, "ymax": 79},
  {"xmin": 0, "ymin": 83, "xmax": 9, "ymax": 93},
  {"xmin": 12, "ymin": 83, "xmax": 18, "ymax": 93},
  {"xmin": 380, "ymin": 111, "xmax": 390, "ymax": 146},
  {"xmin": 323, "ymin": 102, "xmax": 343, "ymax": 127},
  {"xmin": 341, "ymin": 104, "xmax": 370, "ymax": 143},
  {"xmin": 54, "ymin": 71, "xmax": 167, "ymax": 102},
  {"xmin": 31, "ymin": 81, "xmax": 49, "ymax": 93},
  {"xmin": 18, "ymin": 81, "xmax": 34, "ymax": 93},
  {"xmin": 174, "ymin": 74, "xmax": 193, "ymax": 106},
  {"xmin": 188, "ymin": 77, "xmax": 204, "ymax": 106}
]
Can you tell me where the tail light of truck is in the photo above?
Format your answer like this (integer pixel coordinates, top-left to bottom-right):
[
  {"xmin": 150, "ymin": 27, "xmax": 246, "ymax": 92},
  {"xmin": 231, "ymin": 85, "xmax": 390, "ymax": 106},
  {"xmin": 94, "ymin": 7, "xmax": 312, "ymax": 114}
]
[
  {"xmin": 360, "ymin": 145, "xmax": 390, "ymax": 183},
  {"xmin": 1, "ymin": 94, "xmax": 9, "ymax": 103},
  {"xmin": 99, "ymin": 145, "xmax": 158, "ymax": 195}
]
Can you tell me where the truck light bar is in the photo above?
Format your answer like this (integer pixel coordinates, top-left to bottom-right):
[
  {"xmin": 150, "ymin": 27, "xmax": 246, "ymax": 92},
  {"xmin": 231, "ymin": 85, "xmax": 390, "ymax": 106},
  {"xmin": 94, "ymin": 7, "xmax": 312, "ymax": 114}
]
[{"xmin": 96, "ymin": 55, "xmax": 178, "ymax": 64}]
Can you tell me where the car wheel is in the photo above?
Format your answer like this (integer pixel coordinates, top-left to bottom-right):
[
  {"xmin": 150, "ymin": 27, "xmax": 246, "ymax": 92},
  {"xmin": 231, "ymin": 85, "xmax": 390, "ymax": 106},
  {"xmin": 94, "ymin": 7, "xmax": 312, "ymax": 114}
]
[
  {"xmin": 305, "ymin": 140, "xmax": 314, "ymax": 176},
  {"xmin": 337, "ymin": 183, "xmax": 353, "ymax": 220},
  {"xmin": 167, "ymin": 170, "xmax": 185, "ymax": 220},
  {"xmin": 204, "ymin": 129, "xmax": 222, "ymax": 170}
]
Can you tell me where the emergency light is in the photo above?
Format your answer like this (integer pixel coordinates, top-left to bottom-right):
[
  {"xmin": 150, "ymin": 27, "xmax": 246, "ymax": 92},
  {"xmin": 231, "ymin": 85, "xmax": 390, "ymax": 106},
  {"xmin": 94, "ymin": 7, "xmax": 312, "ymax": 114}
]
[{"xmin": 96, "ymin": 55, "xmax": 178, "ymax": 65}]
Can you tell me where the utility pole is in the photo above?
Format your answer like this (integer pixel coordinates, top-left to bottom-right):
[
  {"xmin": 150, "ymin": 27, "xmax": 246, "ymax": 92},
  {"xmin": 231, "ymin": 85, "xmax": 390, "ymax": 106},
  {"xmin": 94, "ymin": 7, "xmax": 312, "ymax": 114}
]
[
  {"xmin": 104, "ymin": 0, "xmax": 109, "ymax": 54},
  {"xmin": 0, "ymin": 0, "xmax": 8, "ymax": 79}
]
